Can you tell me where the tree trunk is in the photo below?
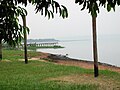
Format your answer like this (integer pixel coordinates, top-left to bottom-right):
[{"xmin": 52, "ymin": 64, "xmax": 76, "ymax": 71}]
[
  {"xmin": 0, "ymin": 39, "xmax": 2, "ymax": 61},
  {"xmin": 22, "ymin": 16, "xmax": 28, "ymax": 64},
  {"xmin": 92, "ymin": 16, "xmax": 99, "ymax": 77}
]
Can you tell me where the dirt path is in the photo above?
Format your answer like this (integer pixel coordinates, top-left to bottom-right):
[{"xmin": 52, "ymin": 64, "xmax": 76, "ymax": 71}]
[
  {"xmin": 34, "ymin": 52, "xmax": 120, "ymax": 73},
  {"xmin": 53, "ymin": 59, "xmax": 120, "ymax": 73}
]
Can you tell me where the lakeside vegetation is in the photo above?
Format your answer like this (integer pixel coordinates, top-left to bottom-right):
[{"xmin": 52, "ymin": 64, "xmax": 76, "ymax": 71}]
[
  {"xmin": 27, "ymin": 45, "xmax": 64, "ymax": 50},
  {"xmin": 0, "ymin": 49, "xmax": 120, "ymax": 90},
  {"xmin": 3, "ymin": 44, "xmax": 64, "ymax": 51}
]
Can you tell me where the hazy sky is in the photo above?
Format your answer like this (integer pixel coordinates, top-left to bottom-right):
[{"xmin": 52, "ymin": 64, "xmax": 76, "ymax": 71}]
[{"xmin": 21, "ymin": 0, "xmax": 120, "ymax": 39}]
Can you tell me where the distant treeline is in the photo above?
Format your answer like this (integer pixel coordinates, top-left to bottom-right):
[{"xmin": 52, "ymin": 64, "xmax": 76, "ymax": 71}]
[{"xmin": 27, "ymin": 39, "xmax": 59, "ymax": 43}]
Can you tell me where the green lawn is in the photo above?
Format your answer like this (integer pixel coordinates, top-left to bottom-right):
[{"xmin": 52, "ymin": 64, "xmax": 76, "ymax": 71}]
[
  {"xmin": 2, "ymin": 49, "xmax": 40, "ymax": 61},
  {"xmin": 0, "ymin": 50, "xmax": 120, "ymax": 90}
]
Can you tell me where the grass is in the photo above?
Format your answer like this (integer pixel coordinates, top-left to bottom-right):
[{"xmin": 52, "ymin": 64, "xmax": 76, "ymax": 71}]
[
  {"xmin": 0, "ymin": 49, "xmax": 120, "ymax": 90},
  {"xmin": 2, "ymin": 49, "xmax": 40, "ymax": 61}
]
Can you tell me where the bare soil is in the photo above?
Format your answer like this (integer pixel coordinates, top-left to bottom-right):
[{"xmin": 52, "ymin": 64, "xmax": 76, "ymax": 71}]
[{"xmin": 34, "ymin": 52, "xmax": 120, "ymax": 73}]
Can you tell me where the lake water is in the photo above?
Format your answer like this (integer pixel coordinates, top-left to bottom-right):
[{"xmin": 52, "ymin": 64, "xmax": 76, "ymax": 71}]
[{"xmin": 37, "ymin": 35, "xmax": 120, "ymax": 67}]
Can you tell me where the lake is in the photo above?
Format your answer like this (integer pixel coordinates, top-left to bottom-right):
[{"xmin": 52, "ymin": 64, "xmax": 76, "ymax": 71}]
[{"xmin": 37, "ymin": 35, "xmax": 120, "ymax": 67}]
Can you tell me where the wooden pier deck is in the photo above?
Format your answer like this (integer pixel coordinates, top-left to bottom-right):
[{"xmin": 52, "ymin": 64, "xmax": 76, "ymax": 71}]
[{"xmin": 27, "ymin": 42, "xmax": 58, "ymax": 47}]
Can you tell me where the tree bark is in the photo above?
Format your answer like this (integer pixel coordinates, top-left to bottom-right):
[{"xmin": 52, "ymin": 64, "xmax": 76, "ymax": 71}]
[
  {"xmin": 0, "ymin": 39, "xmax": 2, "ymax": 61},
  {"xmin": 92, "ymin": 16, "xmax": 99, "ymax": 77},
  {"xmin": 22, "ymin": 16, "xmax": 28, "ymax": 64}
]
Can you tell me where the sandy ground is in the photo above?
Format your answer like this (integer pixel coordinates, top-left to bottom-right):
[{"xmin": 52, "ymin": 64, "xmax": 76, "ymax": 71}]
[{"xmin": 34, "ymin": 52, "xmax": 120, "ymax": 73}]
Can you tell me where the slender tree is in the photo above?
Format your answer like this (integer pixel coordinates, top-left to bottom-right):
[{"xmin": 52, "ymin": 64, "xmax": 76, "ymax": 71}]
[
  {"xmin": 75, "ymin": 0, "xmax": 120, "ymax": 77},
  {"xmin": 17, "ymin": 0, "xmax": 68, "ymax": 64},
  {"xmin": 75, "ymin": 0, "xmax": 100, "ymax": 77},
  {"xmin": 92, "ymin": 16, "xmax": 98, "ymax": 77},
  {"xmin": 0, "ymin": 1, "xmax": 27, "ymax": 60},
  {"xmin": 0, "ymin": 40, "xmax": 2, "ymax": 60},
  {"xmin": 22, "ymin": 16, "xmax": 28, "ymax": 64}
]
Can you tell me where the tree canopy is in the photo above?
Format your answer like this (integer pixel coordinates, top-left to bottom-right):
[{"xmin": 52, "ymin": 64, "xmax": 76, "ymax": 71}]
[
  {"xmin": 0, "ymin": 0, "xmax": 27, "ymax": 46},
  {"xmin": 75, "ymin": 0, "xmax": 120, "ymax": 17},
  {"xmin": 15, "ymin": 0, "xmax": 68, "ymax": 19},
  {"xmin": 0, "ymin": 0, "xmax": 68, "ymax": 46}
]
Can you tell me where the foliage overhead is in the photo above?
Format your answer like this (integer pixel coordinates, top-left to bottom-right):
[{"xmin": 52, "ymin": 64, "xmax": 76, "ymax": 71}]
[
  {"xmin": 75, "ymin": 0, "xmax": 120, "ymax": 17},
  {"xmin": 0, "ymin": 0, "xmax": 28, "ymax": 46},
  {"xmin": 15, "ymin": 0, "xmax": 68, "ymax": 19},
  {"xmin": 0, "ymin": 0, "xmax": 68, "ymax": 46}
]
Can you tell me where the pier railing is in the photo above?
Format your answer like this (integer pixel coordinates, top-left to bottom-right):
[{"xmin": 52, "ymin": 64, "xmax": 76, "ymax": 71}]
[{"xmin": 26, "ymin": 42, "xmax": 58, "ymax": 47}]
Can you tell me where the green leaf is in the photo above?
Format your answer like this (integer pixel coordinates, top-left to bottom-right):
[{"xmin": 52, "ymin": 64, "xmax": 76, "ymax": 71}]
[
  {"xmin": 45, "ymin": 9, "xmax": 48, "ymax": 17},
  {"xmin": 91, "ymin": 3, "xmax": 97, "ymax": 17},
  {"xmin": 47, "ymin": 11, "xmax": 51, "ymax": 19},
  {"xmin": 81, "ymin": 2, "xmax": 86, "ymax": 10},
  {"xmin": 61, "ymin": 5, "xmax": 68, "ymax": 18},
  {"xmin": 117, "ymin": 0, "xmax": 120, "ymax": 5},
  {"xmin": 75, "ymin": 0, "xmax": 79, "ymax": 4},
  {"xmin": 50, "ymin": 11, "xmax": 54, "ymax": 18},
  {"xmin": 51, "ymin": 5, "xmax": 54, "ymax": 13},
  {"xmin": 59, "ymin": 7, "xmax": 62, "ymax": 16},
  {"xmin": 26, "ymin": 27, "xmax": 30, "ymax": 35},
  {"xmin": 107, "ymin": 4, "xmax": 111, "ymax": 12},
  {"xmin": 113, "ymin": 6, "xmax": 115, "ymax": 11}
]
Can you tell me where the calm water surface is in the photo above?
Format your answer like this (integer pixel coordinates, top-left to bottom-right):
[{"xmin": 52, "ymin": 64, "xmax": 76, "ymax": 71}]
[{"xmin": 37, "ymin": 36, "xmax": 120, "ymax": 67}]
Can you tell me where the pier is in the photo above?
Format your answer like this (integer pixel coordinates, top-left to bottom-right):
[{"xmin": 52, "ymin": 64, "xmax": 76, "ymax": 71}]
[{"xmin": 27, "ymin": 42, "xmax": 58, "ymax": 47}]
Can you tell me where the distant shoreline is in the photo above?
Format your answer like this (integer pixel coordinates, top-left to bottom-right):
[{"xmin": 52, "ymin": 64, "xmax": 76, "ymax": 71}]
[
  {"xmin": 37, "ymin": 51, "xmax": 120, "ymax": 73},
  {"xmin": 47, "ymin": 53, "xmax": 120, "ymax": 68}
]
